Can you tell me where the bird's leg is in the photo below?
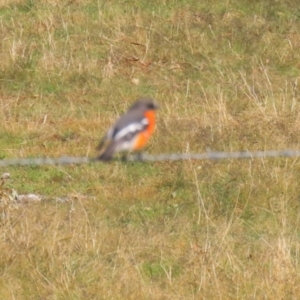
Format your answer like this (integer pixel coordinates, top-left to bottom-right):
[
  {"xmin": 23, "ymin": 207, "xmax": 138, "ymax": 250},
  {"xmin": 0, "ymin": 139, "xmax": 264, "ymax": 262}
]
[
  {"xmin": 120, "ymin": 153, "xmax": 128, "ymax": 162},
  {"xmin": 135, "ymin": 152, "xmax": 143, "ymax": 161}
]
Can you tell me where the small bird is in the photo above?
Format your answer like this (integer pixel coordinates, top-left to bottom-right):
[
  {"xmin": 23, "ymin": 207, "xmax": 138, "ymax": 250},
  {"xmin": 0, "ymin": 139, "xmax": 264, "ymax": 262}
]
[{"xmin": 96, "ymin": 98, "xmax": 159, "ymax": 161}]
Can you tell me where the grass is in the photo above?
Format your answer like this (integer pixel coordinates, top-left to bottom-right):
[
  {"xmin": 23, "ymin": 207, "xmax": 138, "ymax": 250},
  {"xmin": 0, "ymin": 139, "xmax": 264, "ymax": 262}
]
[{"xmin": 1, "ymin": 0, "xmax": 300, "ymax": 298}]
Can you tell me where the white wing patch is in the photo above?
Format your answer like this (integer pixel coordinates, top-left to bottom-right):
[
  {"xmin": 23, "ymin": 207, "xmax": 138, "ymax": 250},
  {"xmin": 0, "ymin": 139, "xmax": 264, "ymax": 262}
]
[{"xmin": 114, "ymin": 118, "xmax": 149, "ymax": 141}]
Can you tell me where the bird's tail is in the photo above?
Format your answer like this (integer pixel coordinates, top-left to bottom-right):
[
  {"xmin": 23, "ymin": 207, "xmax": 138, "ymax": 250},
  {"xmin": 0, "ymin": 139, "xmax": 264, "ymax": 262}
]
[
  {"xmin": 96, "ymin": 142, "xmax": 117, "ymax": 161},
  {"xmin": 96, "ymin": 135, "xmax": 107, "ymax": 151}
]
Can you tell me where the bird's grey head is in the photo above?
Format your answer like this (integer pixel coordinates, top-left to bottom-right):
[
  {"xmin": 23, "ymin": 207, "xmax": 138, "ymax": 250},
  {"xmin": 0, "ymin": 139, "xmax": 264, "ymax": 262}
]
[{"xmin": 129, "ymin": 98, "xmax": 159, "ymax": 111}]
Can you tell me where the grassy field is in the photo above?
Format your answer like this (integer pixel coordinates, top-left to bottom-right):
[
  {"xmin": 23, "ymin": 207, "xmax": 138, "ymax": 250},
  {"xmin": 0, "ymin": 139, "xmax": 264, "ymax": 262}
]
[{"xmin": 1, "ymin": 0, "xmax": 300, "ymax": 298}]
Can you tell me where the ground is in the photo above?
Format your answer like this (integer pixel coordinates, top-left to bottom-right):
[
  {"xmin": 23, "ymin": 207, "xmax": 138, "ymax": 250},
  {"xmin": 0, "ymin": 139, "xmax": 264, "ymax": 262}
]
[{"xmin": 1, "ymin": 0, "xmax": 300, "ymax": 299}]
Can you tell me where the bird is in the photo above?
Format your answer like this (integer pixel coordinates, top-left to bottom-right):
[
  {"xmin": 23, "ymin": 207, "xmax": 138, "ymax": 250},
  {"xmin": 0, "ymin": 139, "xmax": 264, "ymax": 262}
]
[{"xmin": 96, "ymin": 97, "xmax": 159, "ymax": 161}]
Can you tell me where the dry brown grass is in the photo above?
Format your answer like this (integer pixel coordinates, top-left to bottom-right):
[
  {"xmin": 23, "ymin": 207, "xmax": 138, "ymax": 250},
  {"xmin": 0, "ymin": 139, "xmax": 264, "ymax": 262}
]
[{"xmin": 1, "ymin": 0, "xmax": 300, "ymax": 299}]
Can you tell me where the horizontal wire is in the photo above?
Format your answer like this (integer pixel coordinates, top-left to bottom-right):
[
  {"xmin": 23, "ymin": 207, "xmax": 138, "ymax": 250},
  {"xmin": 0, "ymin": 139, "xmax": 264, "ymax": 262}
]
[{"xmin": 0, "ymin": 150, "xmax": 300, "ymax": 167}]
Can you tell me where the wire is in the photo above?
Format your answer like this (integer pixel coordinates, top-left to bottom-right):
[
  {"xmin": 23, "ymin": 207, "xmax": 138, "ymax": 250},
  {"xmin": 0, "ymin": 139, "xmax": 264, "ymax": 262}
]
[{"xmin": 0, "ymin": 149, "xmax": 300, "ymax": 167}]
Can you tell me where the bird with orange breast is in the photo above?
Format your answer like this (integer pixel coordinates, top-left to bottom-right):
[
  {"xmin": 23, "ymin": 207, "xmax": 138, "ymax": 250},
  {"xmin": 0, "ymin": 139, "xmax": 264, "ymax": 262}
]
[{"xmin": 96, "ymin": 98, "xmax": 159, "ymax": 161}]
